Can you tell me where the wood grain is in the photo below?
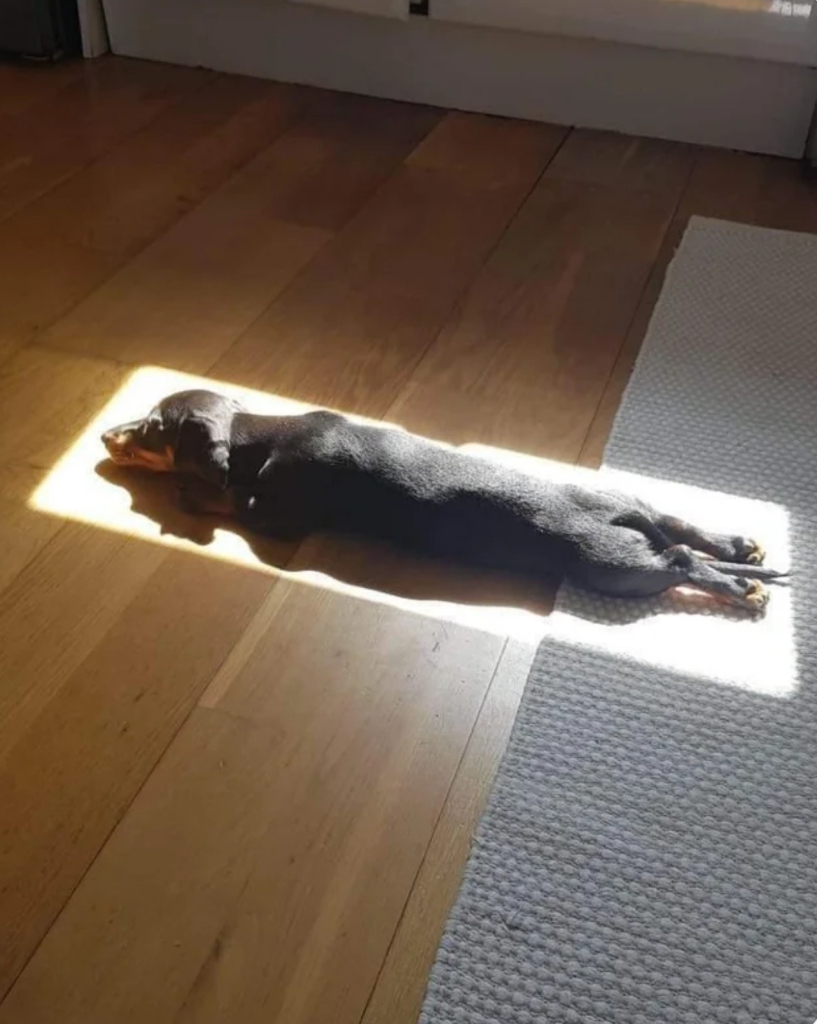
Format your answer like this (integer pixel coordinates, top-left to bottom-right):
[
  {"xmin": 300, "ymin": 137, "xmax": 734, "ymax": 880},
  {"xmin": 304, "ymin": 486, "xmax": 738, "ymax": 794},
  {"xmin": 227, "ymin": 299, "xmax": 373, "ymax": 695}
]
[
  {"xmin": 0, "ymin": 522, "xmax": 167, "ymax": 763},
  {"xmin": 213, "ymin": 113, "xmax": 566, "ymax": 414},
  {"xmin": 361, "ymin": 641, "xmax": 535, "ymax": 1024},
  {"xmin": 0, "ymin": 57, "xmax": 210, "ymax": 224},
  {"xmin": 15, "ymin": 74, "xmax": 300, "ymax": 258},
  {"xmin": 0, "ymin": 464, "xmax": 64, "ymax": 596},
  {"xmin": 0, "ymin": 59, "xmax": 86, "ymax": 118},
  {"xmin": 184, "ymin": 592, "xmax": 503, "ymax": 1024},
  {"xmin": 0, "ymin": 596, "xmax": 502, "ymax": 1024},
  {"xmin": 407, "ymin": 111, "xmax": 566, "ymax": 186},
  {"xmin": 0, "ymin": 224, "xmax": 122, "ymax": 365},
  {"xmin": 243, "ymin": 89, "xmax": 442, "ymax": 231},
  {"xmin": 576, "ymin": 144, "xmax": 817, "ymax": 468},
  {"xmin": 0, "ymin": 555, "xmax": 276, "ymax": 1004},
  {"xmin": 38, "ymin": 210, "xmax": 329, "ymax": 374},
  {"xmin": 404, "ymin": 175, "xmax": 678, "ymax": 462},
  {"xmin": 677, "ymin": 147, "xmax": 817, "ymax": 234},
  {"xmin": 577, "ymin": 240, "xmax": 671, "ymax": 468},
  {"xmin": 0, "ymin": 75, "xmax": 300, "ymax": 364},
  {"xmin": 39, "ymin": 91, "xmax": 440, "ymax": 373},
  {"xmin": 0, "ymin": 708, "xmax": 294, "ymax": 1024},
  {"xmin": 0, "ymin": 346, "xmax": 129, "ymax": 471},
  {"xmin": 544, "ymin": 128, "xmax": 694, "ymax": 197}
]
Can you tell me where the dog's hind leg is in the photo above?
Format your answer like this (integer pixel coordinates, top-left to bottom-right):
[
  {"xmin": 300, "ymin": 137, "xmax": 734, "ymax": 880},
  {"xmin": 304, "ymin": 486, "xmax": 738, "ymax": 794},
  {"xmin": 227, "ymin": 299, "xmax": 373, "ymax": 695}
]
[
  {"xmin": 578, "ymin": 544, "xmax": 769, "ymax": 612},
  {"xmin": 668, "ymin": 545, "xmax": 769, "ymax": 611},
  {"xmin": 654, "ymin": 514, "xmax": 765, "ymax": 565},
  {"xmin": 610, "ymin": 510, "xmax": 672, "ymax": 551}
]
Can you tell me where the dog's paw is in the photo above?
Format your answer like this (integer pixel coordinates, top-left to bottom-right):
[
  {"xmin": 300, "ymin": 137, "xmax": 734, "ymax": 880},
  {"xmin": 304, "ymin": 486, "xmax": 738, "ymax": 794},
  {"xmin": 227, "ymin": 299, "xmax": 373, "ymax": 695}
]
[
  {"xmin": 743, "ymin": 579, "xmax": 769, "ymax": 614},
  {"xmin": 733, "ymin": 537, "xmax": 765, "ymax": 565}
]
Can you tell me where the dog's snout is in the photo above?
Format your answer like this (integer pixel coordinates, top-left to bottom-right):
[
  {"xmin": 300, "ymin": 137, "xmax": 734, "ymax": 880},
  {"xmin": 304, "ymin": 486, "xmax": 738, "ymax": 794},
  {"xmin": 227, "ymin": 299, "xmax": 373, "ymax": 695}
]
[
  {"xmin": 102, "ymin": 429, "xmax": 125, "ymax": 448},
  {"xmin": 101, "ymin": 428, "xmax": 139, "ymax": 465}
]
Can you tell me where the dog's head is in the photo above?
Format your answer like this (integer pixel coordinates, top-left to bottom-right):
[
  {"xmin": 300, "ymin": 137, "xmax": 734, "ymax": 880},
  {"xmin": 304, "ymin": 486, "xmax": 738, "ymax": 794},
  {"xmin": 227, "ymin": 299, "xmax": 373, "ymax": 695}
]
[{"xmin": 101, "ymin": 389, "xmax": 245, "ymax": 489}]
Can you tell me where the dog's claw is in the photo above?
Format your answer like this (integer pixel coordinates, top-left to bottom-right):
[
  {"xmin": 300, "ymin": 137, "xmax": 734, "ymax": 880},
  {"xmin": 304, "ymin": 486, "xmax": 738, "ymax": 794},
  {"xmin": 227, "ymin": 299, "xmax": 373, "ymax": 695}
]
[
  {"xmin": 744, "ymin": 579, "xmax": 769, "ymax": 613},
  {"xmin": 745, "ymin": 540, "xmax": 765, "ymax": 565},
  {"xmin": 734, "ymin": 536, "xmax": 765, "ymax": 565}
]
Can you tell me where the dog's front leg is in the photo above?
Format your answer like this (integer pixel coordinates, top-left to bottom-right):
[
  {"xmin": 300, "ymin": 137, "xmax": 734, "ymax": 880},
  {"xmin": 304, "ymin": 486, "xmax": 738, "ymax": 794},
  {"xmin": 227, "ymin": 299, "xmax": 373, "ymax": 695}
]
[{"xmin": 177, "ymin": 477, "xmax": 237, "ymax": 517}]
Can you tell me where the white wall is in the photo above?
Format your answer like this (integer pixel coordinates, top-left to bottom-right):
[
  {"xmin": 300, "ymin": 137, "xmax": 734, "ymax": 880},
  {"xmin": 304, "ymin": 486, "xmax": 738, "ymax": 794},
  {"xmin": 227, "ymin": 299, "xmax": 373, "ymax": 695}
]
[
  {"xmin": 101, "ymin": 0, "xmax": 817, "ymax": 157},
  {"xmin": 434, "ymin": 0, "xmax": 817, "ymax": 66}
]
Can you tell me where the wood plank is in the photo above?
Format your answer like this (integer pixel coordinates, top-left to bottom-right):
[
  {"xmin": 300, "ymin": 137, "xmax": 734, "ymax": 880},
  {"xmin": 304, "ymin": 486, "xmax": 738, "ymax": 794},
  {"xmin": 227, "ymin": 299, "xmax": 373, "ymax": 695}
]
[
  {"xmin": 185, "ymin": 595, "xmax": 503, "ymax": 1024},
  {"xmin": 0, "ymin": 594, "xmax": 503, "ymax": 1023},
  {"xmin": 577, "ymin": 246, "xmax": 668, "ymax": 468},
  {"xmin": 37, "ymin": 212, "xmax": 328, "ymax": 375},
  {"xmin": 38, "ymin": 92, "xmax": 440, "ymax": 373},
  {"xmin": 0, "ymin": 59, "xmax": 86, "ymax": 118},
  {"xmin": 361, "ymin": 641, "xmax": 535, "ymax": 1024},
  {"xmin": 0, "ymin": 709, "xmax": 289, "ymax": 1024},
  {"xmin": 676, "ymin": 147, "xmax": 817, "ymax": 233},
  {"xmin": 0, "ymin": 346, "xmax": 129, "ymax": 471},
  {"xmin": 213, "ymin": 114, "xmax": 566, "ymax": 415},
  {"xmin": 0, "ymin": 464, "xmax": 64, "ymax": 596},
  {"xmin": 0, "ymin": 349, "xmax": 160, "ymax": 764},
  {"xmin": 15, "ymin": 74, "xmax": 300, "ymax": 258},
  {"xmin": 577, "ymin": 147, "xmax": 817, "ymax": 468},
  {"xmin": 0, "ymin": 75, "xmax": 301, "ymax": 365},
  {"xmin": 411, "ymin": 175, "xmax": 677, "ymax": 397},
  {"xmin": 0, "ymin": 222, "xmax": 122, "ymax": 366},
  {"xmin": 390, "ymin": 377, "xmax": 580, "ymax": 462},
  {"xmin": 407, "ymin": 110, "xmax": 565, "ymax": 186},
  {"xmin": 244, "ymin": 89, "xmax": 442, "ymax": 231},
  {"xmin": 544, "ymin": 128, "xmax": 694, "ymax": 197},
  {"xmin": 401, "ymin": 175, "xmax": 677, "ymax": 462},
  {"xmin": 0, "ymin": 522, "xmax": 168, "ymax": 761},
  {"xmin": 0, "ymin": 554, "xmax": 277, "ymax": 1005},
  {"xmin": 0, "ymin": 56, "xmax": 211, "ymax": 224}
]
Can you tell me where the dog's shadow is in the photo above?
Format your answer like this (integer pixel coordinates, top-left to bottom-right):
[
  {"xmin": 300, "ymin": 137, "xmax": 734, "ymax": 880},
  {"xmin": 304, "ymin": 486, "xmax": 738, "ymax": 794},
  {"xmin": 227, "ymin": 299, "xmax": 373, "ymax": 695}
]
[
  {"xmin": 96, "ymin": 461, "xmax": 746, "ymax": 625},
  {"xmin": 96, "ymin": 461, "xmax": 559, "ymax": 617}
]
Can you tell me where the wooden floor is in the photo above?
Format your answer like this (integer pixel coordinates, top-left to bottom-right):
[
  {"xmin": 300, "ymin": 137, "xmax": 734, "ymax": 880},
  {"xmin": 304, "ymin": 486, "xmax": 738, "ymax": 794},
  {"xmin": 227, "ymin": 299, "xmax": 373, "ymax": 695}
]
[{"xmin": 1, "ymin": 54, "xmax": 816, "ymax": 1024}]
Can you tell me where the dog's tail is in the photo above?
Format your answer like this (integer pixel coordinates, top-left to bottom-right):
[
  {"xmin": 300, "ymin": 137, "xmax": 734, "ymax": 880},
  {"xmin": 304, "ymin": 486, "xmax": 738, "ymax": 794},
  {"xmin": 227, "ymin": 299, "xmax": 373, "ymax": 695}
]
[{"xmin": 708, "ymin": 561, "xmax": 790, "ymax": 583}]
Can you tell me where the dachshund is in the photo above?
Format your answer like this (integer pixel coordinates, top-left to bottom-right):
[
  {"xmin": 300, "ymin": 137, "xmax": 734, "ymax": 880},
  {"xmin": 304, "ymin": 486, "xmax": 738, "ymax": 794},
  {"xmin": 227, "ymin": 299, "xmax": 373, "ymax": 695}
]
[{"xmin": 102, "ymin": 389, "xmax": 786, "ymax": 612}]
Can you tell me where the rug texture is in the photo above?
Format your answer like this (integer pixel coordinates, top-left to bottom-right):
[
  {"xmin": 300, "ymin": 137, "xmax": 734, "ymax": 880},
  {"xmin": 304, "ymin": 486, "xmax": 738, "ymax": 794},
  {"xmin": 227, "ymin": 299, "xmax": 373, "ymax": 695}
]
[{"xmin": 417, "ymin": 217, "xmax": 817, "ymax": 1024}]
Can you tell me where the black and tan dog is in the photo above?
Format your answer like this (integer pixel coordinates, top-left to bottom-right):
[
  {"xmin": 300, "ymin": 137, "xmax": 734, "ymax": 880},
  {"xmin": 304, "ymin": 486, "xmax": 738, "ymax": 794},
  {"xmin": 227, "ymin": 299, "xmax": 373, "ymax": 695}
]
[{"xmin": 102, "ymin": 389, "xmax": 786, "ymax": 612}]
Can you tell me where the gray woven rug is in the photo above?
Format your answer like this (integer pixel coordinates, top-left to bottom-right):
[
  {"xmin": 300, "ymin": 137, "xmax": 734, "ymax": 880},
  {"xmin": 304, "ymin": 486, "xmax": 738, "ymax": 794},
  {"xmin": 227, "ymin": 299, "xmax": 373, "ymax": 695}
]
[{"xmin": 418, "ymin": 218, "xmax": 817, "ymax": 1024}]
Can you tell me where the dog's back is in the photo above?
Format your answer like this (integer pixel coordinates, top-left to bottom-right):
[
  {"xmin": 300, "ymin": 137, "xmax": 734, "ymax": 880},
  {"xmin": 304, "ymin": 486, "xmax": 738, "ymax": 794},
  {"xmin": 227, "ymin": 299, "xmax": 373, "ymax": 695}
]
[{"xmin": 233, "ymin": 412, "xmax": 615, "ymax": 576}]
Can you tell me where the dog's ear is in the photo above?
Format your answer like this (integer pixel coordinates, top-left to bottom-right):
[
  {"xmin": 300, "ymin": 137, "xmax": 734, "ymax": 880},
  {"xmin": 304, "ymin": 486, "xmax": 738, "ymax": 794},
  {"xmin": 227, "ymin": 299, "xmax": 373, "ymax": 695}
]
[{"xmin": 174, "ymin": 413, "xmax": 231, "ymax": 489}]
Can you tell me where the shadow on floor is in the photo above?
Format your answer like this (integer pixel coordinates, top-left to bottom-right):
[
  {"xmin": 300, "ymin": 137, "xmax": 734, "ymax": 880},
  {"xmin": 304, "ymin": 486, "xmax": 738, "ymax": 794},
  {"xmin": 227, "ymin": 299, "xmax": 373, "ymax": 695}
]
[{"xmin": 96, "ymin": 460, "xmax": 761, "ymax": 624}]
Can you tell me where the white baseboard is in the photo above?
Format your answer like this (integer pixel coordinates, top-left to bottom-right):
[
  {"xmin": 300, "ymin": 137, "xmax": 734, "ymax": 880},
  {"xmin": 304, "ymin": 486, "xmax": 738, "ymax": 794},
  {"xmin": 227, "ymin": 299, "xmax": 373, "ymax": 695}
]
[
  {"xmin": 77, "ymin": 0, "xmax": 110, "ymax": 58},
  {"xmin": 101, "ymin": 0, "xmax": 817, "ymax": 157}
]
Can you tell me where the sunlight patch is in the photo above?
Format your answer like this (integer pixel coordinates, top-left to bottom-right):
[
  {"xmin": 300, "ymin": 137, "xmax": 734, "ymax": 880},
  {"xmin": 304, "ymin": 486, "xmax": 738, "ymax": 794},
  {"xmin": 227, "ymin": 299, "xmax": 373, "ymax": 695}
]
[{"xmin": 29, "ymin": 365, "xmax": 795, "ymax": 669}]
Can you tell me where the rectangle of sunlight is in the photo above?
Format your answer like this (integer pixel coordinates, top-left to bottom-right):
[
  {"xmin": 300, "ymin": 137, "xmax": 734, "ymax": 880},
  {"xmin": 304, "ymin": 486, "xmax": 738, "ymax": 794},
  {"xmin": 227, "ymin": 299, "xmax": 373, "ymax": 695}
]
[{"xmin": 29, "ymin": 365, "xmax": 795, "ymax": 679}]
